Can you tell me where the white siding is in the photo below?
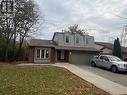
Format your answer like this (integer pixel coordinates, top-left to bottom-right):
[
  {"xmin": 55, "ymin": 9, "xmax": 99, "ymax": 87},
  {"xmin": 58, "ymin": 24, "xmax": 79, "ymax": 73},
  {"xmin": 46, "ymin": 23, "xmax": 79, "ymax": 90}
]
[{"xmin": 53, "ymin": 32, "xmax": 94, "ymax": 48}]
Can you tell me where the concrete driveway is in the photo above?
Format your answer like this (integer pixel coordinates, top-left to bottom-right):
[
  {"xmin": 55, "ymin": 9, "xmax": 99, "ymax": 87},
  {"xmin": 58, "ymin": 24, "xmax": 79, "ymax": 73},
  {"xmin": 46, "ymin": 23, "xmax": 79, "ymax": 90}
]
[{"xmin": 76, "ymin": 64, "xmax": 127, "ymax": 87}]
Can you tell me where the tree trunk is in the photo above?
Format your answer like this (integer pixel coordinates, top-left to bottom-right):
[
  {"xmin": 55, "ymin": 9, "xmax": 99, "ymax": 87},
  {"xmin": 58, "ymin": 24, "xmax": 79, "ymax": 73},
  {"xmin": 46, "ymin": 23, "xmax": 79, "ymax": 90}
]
[
  {"xmin": 5, "ymin": 38, "xmax": 9, "ymax": 61},
  {"xmin": 17, "ymin": 35, "xmax": 25, "ymax": 61}
]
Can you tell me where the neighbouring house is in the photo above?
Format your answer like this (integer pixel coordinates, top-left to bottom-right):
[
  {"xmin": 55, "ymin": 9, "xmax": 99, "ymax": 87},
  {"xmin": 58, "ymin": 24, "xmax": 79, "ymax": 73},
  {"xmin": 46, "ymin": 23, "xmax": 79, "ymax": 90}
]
[
  {"xmin": 28, "ymin": 32, "xmax": 100, "ymax": 64},
  {"xmin": 95, "ymin": 42, "xmax": 127, "ymax": 60}
]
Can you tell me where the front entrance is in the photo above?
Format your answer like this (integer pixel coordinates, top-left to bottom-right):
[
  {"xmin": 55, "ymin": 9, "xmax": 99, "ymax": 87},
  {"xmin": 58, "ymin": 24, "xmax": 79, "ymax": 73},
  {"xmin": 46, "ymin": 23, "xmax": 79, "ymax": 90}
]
[{"xmin": 57, "ymin": 50, "xmax": 69, "ymax": 62}]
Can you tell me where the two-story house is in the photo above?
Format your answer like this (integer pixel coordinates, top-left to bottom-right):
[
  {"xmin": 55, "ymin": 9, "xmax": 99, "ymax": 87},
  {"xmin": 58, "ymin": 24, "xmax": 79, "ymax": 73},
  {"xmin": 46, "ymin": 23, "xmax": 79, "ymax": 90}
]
[{"xmin": 28, "ymin": 32, "xmax": 100, "ymax": 64}]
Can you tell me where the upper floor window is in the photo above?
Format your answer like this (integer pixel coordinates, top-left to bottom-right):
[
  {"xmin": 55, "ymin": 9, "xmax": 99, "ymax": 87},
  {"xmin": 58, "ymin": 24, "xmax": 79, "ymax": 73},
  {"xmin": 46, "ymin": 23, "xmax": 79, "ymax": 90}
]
[
  {"xmin": 36, "ymin": 49, "xmax": 49, "ymax": 59},
  {"xmin": 86, "ymin": 38, "xmax": 88, "ymax": 44},
  {"xmin": 66, "ymin": 36, "xmax": 69, "ymax": 43},
  {"xmin": 76, "ymin": 37, "xmax": 79, "ymax": 43}
]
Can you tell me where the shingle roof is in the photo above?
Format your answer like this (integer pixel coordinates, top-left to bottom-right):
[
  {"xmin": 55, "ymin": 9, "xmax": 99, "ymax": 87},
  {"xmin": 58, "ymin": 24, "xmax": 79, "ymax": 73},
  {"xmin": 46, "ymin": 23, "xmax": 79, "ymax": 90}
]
[
  {"xmin": 95, "ymin": 42, "xmax": 127, "ymax": 53},
  {"xmin": 29, "ymin": 39, "xmax": 56, "ymax": 47},
  {"xmin": 95, "ymin": 42, "xmax": 113, "ymax": 49},
  {"xmin": 52, "ymin": 32, "xmax": 64, "ymax": 41},
  {"xmin": 56, "ymin": 46, "xmax": 99, "ymax": 52},
  {"xmin": 29, "ymin": 39, "xmax": 100, "ymax": 52}
]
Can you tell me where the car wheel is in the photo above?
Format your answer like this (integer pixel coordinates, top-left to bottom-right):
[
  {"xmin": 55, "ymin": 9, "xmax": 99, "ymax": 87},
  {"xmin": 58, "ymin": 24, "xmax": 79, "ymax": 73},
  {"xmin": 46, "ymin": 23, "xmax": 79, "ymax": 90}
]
[
  {"xmin": 111, "ymin": 66, "xmax": 118, "ymax": 73},
  {"xmin": 91, "ymin": 62, "xmax": 96, "ymax": 67}
]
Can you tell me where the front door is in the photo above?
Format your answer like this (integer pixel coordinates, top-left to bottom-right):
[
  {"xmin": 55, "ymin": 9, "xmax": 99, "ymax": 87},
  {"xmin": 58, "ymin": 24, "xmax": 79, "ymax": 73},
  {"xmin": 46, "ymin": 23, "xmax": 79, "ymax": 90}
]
[{"xmin": 57, "ymin": 50, "xmax": 67, "ymax": 62}]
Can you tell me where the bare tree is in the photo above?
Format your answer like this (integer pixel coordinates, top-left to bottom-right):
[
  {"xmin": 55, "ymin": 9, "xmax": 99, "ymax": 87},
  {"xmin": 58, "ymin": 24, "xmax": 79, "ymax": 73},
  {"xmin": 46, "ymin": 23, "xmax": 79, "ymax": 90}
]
[
  {"xmin": 112, "ymin": 13, "xmax": 127, "ymax": 46},
  {"xmin": 0, "ymin": 0, "xmax": 40, "ymax": 61},
  {"xmin": 63, "ymin": 24, "xmax": 87, "ymax": 35},
  {"xmin": 0, "ymin": 0, "xmax": 14, "ymax": 61},
  {"xmin": 14, "ymin": 0, "xmax": 39, "ymax": 60},
  {"xmin": 120, "ymin": 25, "xmax": 127, "ymax": 46}
]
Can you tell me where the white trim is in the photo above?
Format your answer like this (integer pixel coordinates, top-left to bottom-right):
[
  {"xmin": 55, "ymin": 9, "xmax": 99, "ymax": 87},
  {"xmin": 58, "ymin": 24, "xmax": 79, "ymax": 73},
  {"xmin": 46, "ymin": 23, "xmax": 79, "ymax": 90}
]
[{"xmin": 35, "ymin": 48, "xmax": 49, "ymax": 59}]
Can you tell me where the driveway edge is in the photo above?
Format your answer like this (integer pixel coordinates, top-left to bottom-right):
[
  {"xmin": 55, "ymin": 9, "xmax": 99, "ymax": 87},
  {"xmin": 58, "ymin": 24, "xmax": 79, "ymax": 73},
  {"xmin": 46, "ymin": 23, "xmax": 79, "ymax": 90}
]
[{"xmin": 53, "ymin": 63, "xmax": 127, "ymax": 95}]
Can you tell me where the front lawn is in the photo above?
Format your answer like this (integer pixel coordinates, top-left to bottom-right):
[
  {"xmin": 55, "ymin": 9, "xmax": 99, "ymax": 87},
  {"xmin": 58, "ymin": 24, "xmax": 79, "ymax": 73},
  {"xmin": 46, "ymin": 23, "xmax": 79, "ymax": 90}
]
[{"xmin": 0, "ymin": 64, "xmax": 110, "ymax": 95}]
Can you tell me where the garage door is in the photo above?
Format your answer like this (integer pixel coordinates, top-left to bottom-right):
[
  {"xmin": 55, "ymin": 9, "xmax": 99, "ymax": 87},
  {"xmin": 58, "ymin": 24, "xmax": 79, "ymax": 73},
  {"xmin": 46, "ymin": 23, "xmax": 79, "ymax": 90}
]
[{"xmin": 71, "ymin": 51, "xmax": 95, "ymax": 65}]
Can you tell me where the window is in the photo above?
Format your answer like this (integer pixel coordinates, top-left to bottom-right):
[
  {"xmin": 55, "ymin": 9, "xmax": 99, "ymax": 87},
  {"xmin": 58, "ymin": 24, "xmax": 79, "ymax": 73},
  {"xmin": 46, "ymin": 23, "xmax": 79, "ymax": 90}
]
[
  {"xmin": 86, "ymin": 38, "xmax": 88, "ymax": 44},
  {"xmin": 66, "ymin": 36, "xmax": 69, "ymax": 43},
  {"xmin": 41, "ymin": 50, "xmax": 45, "ymax": 58},
  {"xmin": 37, "ymin": 49, "xmax": 41, "ymax": 59},
  {"xmin": 108, "ymin": 56, "xmax": 121, "ymax": 61},
  {"xmin": 100, "ymin": 56, "xmax": 109, "ymax": 61},
  {"xmin": 46, "ymin": 50, "xmax": 49, "ymax": 58},
  {"xmin": 76, "ymin": 37, "xmax": 79, "ymax": 43},
  {"xmin": 36, "ymin": 49, "xmax": 49, "ymax": 59}
]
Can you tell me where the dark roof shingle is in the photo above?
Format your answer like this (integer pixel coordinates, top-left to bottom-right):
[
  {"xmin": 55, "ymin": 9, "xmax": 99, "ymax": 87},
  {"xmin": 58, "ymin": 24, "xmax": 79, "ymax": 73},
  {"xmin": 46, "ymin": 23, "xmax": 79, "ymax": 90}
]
[
  {"xmin": 29, "ymin": 39, "xmax": 100, "ymax": 52},
  {"xmin": 56, "ymin": 46, "xmax": 99, "ymax": 52},
  {"xmin": 29, "ymin": 39, "xmax": 56, "ymax": 47},
  {"xmin": 95, "ymin": 42, "xmax": 127, "ymax": 53},
  {"xmin": 95, "ymin": 42, "xmax": 113, "ymax": 49}
]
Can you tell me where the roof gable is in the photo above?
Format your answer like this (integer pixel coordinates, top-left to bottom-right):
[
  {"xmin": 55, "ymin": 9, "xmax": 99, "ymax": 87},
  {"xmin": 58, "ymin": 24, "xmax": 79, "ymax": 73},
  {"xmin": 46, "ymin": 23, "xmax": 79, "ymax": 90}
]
[
  {"xmin": 95, "ymin": 42, "xmax": 113, "ymax": 49},
  {"xmin": 95, "ymin": 42, "xmax": 127, "ymax": 53}
]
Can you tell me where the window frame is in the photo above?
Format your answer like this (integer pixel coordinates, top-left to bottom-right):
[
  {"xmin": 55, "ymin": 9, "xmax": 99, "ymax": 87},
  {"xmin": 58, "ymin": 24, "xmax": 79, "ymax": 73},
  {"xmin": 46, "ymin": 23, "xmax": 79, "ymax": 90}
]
[
  {"xmin": 65, "ymin": 36, "xmax": 69, "ymax": 43},
  {"xmin": 100, "ymin": 56, "xmax": 109, "ymax": 61},
  {"xmin": 76, "ymin": 37, "xmax": 79, "ymax": 44},
  {"xmin": 36, "ymin": 49, "xmax": 41, "ymax": 59},
  {"xmin": 36, "ymin": 48, "xmax": 50, "ymax": 59},
  {"xmin": 86, "ymin": 38, "xmax": 88, "ymax": 44}
]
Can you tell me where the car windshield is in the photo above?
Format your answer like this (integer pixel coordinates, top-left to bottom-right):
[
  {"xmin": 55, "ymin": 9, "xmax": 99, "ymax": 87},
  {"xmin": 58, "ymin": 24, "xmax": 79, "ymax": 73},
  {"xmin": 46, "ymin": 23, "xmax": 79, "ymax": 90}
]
[{"xmin": 108, "ymin": 56, "xmax": 121, "ymax": 61}]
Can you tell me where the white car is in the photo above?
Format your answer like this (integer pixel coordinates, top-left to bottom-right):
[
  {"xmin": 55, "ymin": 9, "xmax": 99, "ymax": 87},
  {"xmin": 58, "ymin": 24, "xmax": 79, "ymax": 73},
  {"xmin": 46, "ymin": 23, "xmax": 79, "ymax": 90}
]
[{"xmin": 91, "ymin": 55, "xmax": 127, "ymax": 73}]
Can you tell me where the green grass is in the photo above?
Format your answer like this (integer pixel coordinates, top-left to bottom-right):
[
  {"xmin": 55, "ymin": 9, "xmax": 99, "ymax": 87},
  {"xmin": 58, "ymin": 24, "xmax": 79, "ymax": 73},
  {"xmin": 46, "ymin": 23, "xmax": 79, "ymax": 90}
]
[{"xmin": 0, "ymin": 64, "xmax": 110, "ymax": 95}]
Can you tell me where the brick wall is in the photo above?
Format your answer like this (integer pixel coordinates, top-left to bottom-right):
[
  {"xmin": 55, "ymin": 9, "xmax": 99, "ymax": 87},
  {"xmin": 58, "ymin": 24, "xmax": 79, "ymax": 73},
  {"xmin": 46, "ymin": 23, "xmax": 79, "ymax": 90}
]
[
  {"xmin": 28, "ymin": 47, "xmax": 34, "ymax": 63},
  {"xmin": 51, "ymin": 48, "xmax": 56, "ymax": 63}
]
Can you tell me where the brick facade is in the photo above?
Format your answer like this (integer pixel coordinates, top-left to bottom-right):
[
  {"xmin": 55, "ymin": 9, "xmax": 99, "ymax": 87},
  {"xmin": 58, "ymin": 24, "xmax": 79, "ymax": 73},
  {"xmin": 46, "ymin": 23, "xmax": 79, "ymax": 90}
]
[{"xmin": 28, "ymin": 47, "xmax": 34, "ymax": 63}]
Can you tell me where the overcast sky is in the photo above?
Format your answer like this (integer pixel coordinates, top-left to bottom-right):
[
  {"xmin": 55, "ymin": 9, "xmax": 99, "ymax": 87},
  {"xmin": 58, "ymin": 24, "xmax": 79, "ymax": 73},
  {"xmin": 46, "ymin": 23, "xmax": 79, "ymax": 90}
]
[{"xmin": 34, "ymin": 0, "xmax": 127, "ymax": 43}]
